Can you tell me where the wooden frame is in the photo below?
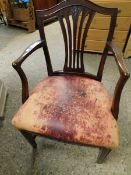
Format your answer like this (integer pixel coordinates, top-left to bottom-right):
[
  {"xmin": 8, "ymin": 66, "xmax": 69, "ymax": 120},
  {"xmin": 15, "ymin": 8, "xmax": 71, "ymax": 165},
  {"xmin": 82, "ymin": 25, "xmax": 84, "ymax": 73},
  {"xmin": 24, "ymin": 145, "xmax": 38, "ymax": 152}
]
[{"xmin": 12, "ymin": 0, "xmax": 130, "ymax": 163}]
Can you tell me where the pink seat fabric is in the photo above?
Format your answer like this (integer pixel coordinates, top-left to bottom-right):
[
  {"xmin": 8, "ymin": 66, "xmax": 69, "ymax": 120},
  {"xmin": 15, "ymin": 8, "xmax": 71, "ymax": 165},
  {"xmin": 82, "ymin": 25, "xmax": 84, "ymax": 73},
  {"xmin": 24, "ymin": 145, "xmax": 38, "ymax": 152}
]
[{"xmin": 12, "ymin": 76, "xmax": 119, "ymax": 149}]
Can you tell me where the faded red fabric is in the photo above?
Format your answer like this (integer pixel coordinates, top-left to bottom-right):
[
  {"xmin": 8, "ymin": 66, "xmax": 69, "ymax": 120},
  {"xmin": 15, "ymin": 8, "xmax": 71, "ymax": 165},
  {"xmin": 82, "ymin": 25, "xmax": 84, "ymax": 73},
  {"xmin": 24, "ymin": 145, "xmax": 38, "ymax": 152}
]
[{"xmin": 12, "ymin": 76, "xmax": 118, "ymax": 149}]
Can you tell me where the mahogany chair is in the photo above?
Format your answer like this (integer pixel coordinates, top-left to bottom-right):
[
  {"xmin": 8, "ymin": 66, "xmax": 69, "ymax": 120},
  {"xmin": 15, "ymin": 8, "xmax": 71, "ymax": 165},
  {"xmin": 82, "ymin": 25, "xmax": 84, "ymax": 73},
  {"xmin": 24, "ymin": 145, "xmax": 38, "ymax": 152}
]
[{"xmin": 12, "ymin": 0, "xmax": 130, "ymax": 163}]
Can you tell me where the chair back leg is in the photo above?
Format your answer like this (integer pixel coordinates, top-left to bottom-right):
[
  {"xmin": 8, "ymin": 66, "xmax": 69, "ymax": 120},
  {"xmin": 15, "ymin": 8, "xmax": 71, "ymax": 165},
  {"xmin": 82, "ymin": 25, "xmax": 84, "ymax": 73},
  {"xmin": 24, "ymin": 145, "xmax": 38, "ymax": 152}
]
[
  {"xmin": 20, "ymin": 130, "xmax": 37, "ymax": 149},
  {"xmin": 97, "ymin": 148, "xmax": 111, "ymax": 163}
]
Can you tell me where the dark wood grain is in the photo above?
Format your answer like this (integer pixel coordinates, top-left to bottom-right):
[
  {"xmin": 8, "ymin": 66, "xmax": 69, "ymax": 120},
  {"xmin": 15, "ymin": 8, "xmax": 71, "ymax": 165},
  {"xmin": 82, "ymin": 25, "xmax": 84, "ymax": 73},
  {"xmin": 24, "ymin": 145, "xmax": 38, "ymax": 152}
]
[
  {"xmin": 12, "ymin": 40, "xmax": 45, "ymax": 103},
  {"xmin": 107, "ymin": 41, "xmax": 130, "ymax": 119}
]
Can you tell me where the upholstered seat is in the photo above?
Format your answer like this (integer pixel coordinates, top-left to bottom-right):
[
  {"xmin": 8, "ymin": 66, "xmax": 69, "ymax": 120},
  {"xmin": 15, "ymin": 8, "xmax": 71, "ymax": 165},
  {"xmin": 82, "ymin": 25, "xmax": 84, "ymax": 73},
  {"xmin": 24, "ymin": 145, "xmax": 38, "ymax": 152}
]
[{"xmin": 12, "ymin": 76, "xmax": 118, "ymax": 149}]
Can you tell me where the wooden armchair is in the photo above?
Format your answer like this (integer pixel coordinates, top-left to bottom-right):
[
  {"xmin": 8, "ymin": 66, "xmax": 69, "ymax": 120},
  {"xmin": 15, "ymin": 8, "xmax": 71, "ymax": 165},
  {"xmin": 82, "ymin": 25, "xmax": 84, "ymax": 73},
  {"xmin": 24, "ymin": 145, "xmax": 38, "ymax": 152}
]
[{"xmin": 11, "ymin": 0, "xmax": 130, "ymax": 163}]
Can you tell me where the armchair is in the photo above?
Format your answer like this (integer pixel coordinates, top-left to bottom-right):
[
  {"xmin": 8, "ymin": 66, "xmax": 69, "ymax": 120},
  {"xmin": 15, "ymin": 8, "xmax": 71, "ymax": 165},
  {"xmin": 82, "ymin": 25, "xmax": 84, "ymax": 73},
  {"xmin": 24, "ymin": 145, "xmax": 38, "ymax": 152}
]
[{"xmin": 11, "ymin": 0, "xmax": 130, "ymax": 164}]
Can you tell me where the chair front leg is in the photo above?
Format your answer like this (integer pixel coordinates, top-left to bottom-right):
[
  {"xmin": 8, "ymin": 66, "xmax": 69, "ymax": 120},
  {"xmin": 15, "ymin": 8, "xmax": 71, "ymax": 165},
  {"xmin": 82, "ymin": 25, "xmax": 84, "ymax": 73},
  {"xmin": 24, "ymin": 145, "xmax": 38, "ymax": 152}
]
[
  {"xmin": 20, "ymin": 130, "xmax": 37, "ymax": 149},
  {"xmin": 97, "ymin": 148, "xmax": 111, "ymax": 164}
]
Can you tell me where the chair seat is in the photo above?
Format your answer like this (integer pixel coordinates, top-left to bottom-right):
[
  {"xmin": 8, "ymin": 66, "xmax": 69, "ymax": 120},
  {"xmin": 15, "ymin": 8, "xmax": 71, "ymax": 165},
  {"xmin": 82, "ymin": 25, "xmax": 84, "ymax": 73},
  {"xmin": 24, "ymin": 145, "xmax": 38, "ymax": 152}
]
[{"xmin": 12, "ymin": 76, "xmax": 119, "ymax": 149}]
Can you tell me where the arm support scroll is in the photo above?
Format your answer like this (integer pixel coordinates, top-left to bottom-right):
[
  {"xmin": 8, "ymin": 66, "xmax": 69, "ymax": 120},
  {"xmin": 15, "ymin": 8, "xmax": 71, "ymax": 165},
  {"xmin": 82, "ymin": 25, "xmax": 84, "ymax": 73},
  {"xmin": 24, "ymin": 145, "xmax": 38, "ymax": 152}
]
[
  {"xmin": 12, "ymin": 40, "xmax": 45, "ymax": 103},
  {"xmin": 107, "ymin": 41, "xmax": 130, "ymax": 119}
]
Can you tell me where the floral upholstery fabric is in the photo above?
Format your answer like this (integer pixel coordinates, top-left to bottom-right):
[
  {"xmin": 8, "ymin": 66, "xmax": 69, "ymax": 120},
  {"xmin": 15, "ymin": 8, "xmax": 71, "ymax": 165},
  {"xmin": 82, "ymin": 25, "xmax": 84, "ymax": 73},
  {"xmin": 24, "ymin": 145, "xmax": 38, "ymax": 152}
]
[{"xmin": 12, "ymin": 76, "xmax": 119, "ymax": 149}]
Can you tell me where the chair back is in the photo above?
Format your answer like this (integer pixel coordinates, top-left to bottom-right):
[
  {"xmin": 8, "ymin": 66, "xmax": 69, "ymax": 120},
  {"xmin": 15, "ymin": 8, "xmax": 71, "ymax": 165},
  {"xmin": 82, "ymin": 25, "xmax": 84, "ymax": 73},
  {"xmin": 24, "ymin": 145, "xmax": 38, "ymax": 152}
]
[{"xmin": 36, "ymin": 0, "xmax": 118, "ymax": 77}]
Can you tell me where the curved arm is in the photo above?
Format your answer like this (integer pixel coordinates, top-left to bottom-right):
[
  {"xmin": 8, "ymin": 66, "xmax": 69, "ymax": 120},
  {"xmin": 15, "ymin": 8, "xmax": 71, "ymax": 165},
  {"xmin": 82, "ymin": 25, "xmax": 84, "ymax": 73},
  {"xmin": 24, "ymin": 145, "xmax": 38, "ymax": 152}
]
[
  {"xmin": 12, "ymin": 40, "xmax": 45, "ymax": 66},
  {"xmin": 107, "ymin": 41, "xmax": 130, "ymax": 120},
  {"xmin": 12, "ymin": 40, "xmax": 45, "ymax": 103}
]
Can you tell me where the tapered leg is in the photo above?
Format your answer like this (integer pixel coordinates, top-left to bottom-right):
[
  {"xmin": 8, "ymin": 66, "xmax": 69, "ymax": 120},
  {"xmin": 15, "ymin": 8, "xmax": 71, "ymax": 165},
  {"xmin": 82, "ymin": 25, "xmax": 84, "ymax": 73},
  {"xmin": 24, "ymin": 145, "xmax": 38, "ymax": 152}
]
[
  {"xmin": 20, "ymin": 130, "xmax": 37, "ymax": 149},
  {"xmin": 97, "ymin": 148, "xmax": 111, "ymax": 164}
]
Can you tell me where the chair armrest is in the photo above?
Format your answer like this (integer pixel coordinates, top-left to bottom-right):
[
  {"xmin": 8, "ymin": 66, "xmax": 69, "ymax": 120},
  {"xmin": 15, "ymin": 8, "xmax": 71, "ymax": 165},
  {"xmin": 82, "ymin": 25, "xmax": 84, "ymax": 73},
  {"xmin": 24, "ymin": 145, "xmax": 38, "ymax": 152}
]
[
  {"xmin": 12, "ymin": 40, "xmax": 45, "ymax": 66},
  {"xmin": 107, "ymin": 41, "xmax": 129, "ymax": 76},
  {"xmin": 107, "ymin": 41, "xmax": 130, "ymax": 119},
  {"xmin": 12, "ymin": 40, "xmax": 45, "ymax": 103}
]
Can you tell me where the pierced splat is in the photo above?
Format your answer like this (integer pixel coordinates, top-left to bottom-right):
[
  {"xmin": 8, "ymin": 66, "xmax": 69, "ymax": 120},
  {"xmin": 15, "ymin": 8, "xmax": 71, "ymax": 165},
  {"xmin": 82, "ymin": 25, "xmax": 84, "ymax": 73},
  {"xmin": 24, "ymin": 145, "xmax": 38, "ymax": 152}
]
[
  {"xmin": 57, "ymin": 6, "xmax": 95, "ymax": 73},
  {"xmin": 36, "ymin": 0, "xmax": 118, "ymax": 78}
]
